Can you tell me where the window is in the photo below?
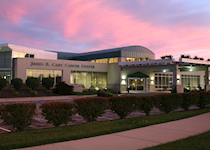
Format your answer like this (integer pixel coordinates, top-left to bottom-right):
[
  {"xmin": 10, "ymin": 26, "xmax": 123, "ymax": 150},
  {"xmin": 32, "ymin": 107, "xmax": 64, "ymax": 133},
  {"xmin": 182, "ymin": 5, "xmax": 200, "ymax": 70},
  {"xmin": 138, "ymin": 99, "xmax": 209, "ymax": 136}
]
[
  {"xmin": 155, "ymin": 73, "xmax": 172, "ymax": 89},
  {"xmin": 181, "ymin": 75, "xmax": 200, "ymax": 88},
  {"xmin": 109, "ymin": 57, "xmax": 118, "ymax": 63},
  {"xmin": 70, "ymin": 71, "xmax": 107, "ymax": 88}
]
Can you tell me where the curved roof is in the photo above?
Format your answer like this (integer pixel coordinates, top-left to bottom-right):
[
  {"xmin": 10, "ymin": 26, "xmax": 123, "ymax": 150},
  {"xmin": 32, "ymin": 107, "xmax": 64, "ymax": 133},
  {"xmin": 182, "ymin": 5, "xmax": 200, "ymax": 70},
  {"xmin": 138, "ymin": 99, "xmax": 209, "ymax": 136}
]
[{"xmin": 73, "ymin": 45, "xmax": 155, "ymax": 60}]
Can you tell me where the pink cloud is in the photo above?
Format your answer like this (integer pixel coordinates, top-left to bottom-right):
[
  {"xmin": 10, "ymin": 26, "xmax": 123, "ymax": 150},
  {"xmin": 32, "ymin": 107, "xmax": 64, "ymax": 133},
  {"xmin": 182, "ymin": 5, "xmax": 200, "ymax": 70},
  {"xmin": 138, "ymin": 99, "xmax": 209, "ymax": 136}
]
[{"xmin": 0, "ymin": 0, "xmax": 210, "ymax": 60}]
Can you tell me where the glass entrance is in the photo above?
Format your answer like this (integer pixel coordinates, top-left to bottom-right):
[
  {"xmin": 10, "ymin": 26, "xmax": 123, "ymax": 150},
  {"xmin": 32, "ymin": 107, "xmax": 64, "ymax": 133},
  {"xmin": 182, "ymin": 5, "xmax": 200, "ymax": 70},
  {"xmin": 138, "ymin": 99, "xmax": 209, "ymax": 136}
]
[{"xmin": 128, "ymin": 78, "xmax": 145, "ymax": 91}]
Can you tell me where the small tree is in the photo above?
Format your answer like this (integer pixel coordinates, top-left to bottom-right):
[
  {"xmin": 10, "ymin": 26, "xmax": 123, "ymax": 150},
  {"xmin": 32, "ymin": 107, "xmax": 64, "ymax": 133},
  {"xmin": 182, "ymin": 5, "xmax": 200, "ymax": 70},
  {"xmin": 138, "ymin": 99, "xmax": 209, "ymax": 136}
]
[
  {"xmin": 0, "ymin": 103, "xmax": 36, "ymax": 131},
  {"xmin": 42, "ymin": 78, "xmax": 54, "ymax": 90},
  {"xmin": 0, "ymin": 78, "xmax": 7, "ymax": 90},
  {"xmin": 11, "ymin": 78, "xmax": 23, "ymax": 90},
  {"xmin": 26, "ymin": 77, "xmax": 39, "ymax": 90}
]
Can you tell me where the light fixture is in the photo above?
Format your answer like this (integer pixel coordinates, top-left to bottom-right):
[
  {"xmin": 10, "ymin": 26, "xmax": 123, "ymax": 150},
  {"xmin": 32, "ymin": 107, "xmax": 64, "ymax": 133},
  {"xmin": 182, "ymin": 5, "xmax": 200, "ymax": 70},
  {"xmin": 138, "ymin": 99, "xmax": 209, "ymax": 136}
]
[
  {"xmin": 122, "ymin": 76, "xmax": 126, "ymax": 80},
  {"xmin": 189, "ymin": 68, "xmax": 193, "ymax": 71},
  {"xmin": 163, "ymin": 70, "xmax": 166, "ymax": 72},
  {"xmin": 151, "ymin": 77, "xmax": 154, "ymax": 81}
]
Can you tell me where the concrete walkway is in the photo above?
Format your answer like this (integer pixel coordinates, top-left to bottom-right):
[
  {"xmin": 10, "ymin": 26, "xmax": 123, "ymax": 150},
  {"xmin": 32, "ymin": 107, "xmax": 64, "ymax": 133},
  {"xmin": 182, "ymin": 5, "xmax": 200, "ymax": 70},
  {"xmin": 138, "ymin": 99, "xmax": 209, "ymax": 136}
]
[{"xmin": 16, "ymin": 112, "xmax": 210, "ymax": 150}]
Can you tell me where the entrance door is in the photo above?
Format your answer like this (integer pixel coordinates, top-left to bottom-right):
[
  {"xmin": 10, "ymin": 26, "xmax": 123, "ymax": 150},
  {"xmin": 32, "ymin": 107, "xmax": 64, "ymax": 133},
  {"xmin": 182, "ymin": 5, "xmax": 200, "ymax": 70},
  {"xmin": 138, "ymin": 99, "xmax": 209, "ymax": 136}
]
[{"xmin": 128, "ymin": 78, "xmax": 145, "ymax": 91}]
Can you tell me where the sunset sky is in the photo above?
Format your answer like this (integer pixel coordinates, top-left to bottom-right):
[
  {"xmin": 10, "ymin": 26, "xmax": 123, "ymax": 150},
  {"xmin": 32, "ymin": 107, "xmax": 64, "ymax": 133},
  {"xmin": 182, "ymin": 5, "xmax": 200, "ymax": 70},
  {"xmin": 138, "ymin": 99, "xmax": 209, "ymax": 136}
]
[{"xmin": 0, "ymin": 0, "xmax": 210, "ymax": 59}]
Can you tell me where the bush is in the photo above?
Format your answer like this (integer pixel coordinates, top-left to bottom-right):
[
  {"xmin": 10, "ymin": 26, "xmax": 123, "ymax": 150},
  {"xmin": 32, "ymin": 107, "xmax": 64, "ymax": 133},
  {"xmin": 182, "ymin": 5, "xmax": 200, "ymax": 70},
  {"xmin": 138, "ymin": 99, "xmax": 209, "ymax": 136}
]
[
  {"xmin": 14, "ymin": 92, "xmax": 19, "ymax": 97},
  {"xmin": 9, "ymin": 88, "xmax": 15, "ymax": 93},
  {"xmin": 104, "ymin": 88, "xmax": 121, "ymax": 94},
  {"xmin": 0, "ymin": 92, "xmax": 1, "ymax": 97},
  {"xmin": 0, "ymin": 78, "xmax": 7, "ymax": 90},
  {"xmin": 11, "ymin": 78, "xmax": 23, "ymax": 90},
  {"xmin": 180, "ymin": 92, "xmax": 199, "ymax": 111},
  {"xmin": 196, "ymin": 92, "xmax": 210, "ymax": 109},
  {"xmin": 27, "ymin": 88, "xmax": 32, "ymax": 93},
  {"xmin": 74, "ymin": 97, "xmax": 108, "ymax": 122},
  {"xmin": 136, "ymin": 96, "xmax": 154, "ymax": 116},
  {"xmin": 30, "ymin": 90, "xmax": 37, "ymax": 96},
  {"xmin": 42, "ymin": 78, "xmax": 54, "ymax": 90},
  {"xmin": 53, "ymin": 82, "xmax": 73, "ymax": 95},
  {"xmin": 40, "ymin": 102, "xmax": 75, "ymax": 126},
  {"xmin": 41, "ymin": 87, "xmax": 48, "ymax": 92},
  {"xmin": 0, "ymin": 103, "xmax": 36, "ymax": 131},
  {"xmin": 155, "ymin": 94, "xmax": 182, "ymax": 113},
  {"xmin": 46, "ymin": 90, "xmax": 53, "ymax": 95},
  {"xmin": 109, "ymin": 96, "xmax": 137, "ymax": 119},
  {"xmin": 97, "ymin": 90, "xmax": 113, "ymax": 97},
  {"xmin": 26, "ymin": 77, "xmax": 39, "ymax": 90}
]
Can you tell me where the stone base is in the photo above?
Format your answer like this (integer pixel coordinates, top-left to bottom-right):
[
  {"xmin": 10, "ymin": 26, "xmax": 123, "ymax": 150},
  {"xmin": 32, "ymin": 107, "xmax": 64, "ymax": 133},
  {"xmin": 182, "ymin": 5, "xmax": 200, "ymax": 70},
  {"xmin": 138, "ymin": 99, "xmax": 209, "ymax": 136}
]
[
  {"xmin": 69, "ymin": 84, "xmax": 83, "ymax": 92},
  {"xmin": 205, "ymin": 85, "xmax": 210, "ymax": 92}
]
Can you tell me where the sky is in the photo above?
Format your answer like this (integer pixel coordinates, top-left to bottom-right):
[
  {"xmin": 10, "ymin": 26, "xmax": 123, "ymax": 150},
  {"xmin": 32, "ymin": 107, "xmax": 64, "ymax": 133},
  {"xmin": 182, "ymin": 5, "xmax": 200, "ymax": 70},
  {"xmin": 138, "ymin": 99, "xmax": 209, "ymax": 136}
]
[{"xmin": 0, "ymin": 0, "xmax": 210, "ymax": 59}]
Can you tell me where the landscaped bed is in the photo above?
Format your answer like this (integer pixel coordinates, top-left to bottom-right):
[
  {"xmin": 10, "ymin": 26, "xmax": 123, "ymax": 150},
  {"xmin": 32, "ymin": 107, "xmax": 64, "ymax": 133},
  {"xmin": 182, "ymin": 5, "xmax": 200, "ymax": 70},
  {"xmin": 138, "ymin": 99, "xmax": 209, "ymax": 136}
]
[{"xmin": 0, "ymin": 108, "xmax": 209, "ymax": 150}]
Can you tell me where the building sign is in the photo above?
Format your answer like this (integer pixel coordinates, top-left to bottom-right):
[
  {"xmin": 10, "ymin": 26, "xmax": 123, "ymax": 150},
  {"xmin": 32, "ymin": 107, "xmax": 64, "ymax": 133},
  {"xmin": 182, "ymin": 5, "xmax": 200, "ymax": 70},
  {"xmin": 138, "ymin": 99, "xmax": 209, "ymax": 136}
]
[{"xmin": 30, "ymin": 61, "xmax": 95, "ymax": 68}]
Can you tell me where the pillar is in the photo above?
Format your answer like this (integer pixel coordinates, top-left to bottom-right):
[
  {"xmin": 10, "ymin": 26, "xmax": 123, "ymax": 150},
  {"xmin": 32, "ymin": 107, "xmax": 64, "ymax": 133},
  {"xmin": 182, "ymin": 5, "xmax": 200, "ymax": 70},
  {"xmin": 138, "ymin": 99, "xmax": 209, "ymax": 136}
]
[
  {"xmin": 205, "ymin": 67, "xmax": 210, "ymax": 92},
  {"xmin": 172, "ymin": 64, "xmax": 183, "ymax": 93}
]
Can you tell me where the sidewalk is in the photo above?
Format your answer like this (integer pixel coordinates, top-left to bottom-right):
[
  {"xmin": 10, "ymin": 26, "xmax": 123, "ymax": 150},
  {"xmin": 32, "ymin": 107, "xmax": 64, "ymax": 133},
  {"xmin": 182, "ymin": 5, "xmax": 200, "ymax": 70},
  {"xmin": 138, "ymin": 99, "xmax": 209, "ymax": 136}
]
[{"xmin": 17, "ymin": 112, "xmax": 210, "ymax": 150}]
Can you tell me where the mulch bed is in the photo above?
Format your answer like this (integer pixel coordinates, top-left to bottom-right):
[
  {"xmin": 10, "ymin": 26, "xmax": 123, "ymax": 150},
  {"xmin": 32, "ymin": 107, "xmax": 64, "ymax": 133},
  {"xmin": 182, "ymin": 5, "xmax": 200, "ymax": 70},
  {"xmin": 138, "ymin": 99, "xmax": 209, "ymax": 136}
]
[{"xmin": 0, "ymin": 89, "xmax": 53, "ymax": 98}]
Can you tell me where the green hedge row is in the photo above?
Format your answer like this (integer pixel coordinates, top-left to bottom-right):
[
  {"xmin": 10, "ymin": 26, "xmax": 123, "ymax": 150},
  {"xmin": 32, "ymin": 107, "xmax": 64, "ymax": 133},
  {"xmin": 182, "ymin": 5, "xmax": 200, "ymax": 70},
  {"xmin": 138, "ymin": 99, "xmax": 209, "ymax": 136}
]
[{"xmin": 0, "ymin": 92, "xmax": 210, "ymax": 131}]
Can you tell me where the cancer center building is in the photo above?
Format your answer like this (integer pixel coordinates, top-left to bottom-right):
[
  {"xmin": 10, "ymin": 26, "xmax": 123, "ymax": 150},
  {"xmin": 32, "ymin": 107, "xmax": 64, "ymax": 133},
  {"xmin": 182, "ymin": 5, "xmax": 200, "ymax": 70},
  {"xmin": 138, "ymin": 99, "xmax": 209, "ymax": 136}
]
[{"xmin": 0, "ymin": 43, "xmax": 210, "ymax": 93}]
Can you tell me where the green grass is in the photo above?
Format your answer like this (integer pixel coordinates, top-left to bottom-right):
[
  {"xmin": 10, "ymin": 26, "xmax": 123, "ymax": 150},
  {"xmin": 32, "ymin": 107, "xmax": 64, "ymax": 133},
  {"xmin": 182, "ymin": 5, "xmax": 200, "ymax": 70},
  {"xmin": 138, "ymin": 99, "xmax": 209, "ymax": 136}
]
[
  {"xmin": 143, "ymin": 130, "xmax": 210, "ymax": 150},
  {"xmin": 0, "ymin": 108, "xmax": 210, "ymax": 150}
]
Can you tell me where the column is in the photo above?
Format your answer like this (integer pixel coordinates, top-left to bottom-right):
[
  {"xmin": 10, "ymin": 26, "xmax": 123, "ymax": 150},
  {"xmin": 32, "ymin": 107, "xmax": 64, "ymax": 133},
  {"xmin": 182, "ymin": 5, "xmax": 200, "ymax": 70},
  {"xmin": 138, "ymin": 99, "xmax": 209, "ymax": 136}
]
[
  {"xmin": 205, "ymin": 67, "xmax": 210, "ymax": 91},
  {"xmin": 172, "ymin": 64, "xmax": 183, "ymax": 93}
]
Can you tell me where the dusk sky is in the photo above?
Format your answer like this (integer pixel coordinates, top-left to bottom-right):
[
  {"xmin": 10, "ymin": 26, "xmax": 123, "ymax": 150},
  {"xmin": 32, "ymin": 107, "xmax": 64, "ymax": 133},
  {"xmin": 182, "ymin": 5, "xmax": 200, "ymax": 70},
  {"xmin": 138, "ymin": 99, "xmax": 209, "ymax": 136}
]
[{"xmin": 0, "ymin": 0, "xmax": 210, "ymax": 59}]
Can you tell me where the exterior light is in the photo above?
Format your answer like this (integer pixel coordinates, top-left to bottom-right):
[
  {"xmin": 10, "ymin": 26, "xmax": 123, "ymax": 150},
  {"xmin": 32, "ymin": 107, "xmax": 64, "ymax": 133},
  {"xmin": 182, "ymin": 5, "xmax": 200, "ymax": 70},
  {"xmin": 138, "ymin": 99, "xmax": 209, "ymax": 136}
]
[
  {"xmin": 122, "ymin": 76, "xmax": 126, "ymax": 80},
  {"xmin": 151, "ymin": 77, "xmax": 154, "ymax": 81},
  {"xmin": 163, "ymin": 70, "xmax": 166, "ymax": 72},
  {"xmin": 189, "ymin": 68, "xmax": 192, "ymax": 71}
]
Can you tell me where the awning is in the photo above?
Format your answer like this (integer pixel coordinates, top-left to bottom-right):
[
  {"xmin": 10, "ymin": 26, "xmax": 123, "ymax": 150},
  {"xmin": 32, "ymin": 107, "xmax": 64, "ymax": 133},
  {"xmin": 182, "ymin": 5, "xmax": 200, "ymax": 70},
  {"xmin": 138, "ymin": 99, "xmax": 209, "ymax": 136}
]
[{"xmin": 127, "ymin": 72, "xmax": 149, "ymax": 78}]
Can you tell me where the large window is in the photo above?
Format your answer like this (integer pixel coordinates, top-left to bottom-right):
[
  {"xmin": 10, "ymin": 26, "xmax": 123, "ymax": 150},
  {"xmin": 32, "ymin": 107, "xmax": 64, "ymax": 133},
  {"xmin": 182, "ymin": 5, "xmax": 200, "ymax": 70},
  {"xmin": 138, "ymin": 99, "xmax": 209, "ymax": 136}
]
[
  {"xmin": 12, "ymin": 51, "xmax": 34, "ymax": 58},
  {"xmin": 155, "ymin": 73, "xmax": 172, "ymax": 89},
  {"xmin": 70, "ymin": 71, "xmax": 107, "ymax": 88},
  {"xmin": 27, "ymin": 69, "xmax": 62, "ymax": 83},
  {"xmin": 109, "ymin": 57, "xmax": 118, "ymax": 63},
  {"xmin": 0, "ymin": 51, "xmax": 12, "ymax": 68},
  {"xmin": 181, "ymin": 75, "xmax": 200, "ymax": 88}
]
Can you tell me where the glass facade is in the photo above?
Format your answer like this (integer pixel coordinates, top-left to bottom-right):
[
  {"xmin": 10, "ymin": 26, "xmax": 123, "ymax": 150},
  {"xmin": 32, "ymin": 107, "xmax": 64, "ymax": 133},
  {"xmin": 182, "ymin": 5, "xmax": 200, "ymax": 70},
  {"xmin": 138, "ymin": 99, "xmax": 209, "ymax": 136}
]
[
  {"xmin": 155, "ymin": 73, "xmax": 173, "ymax": 88},
  {"xmin": 12, "ymin": 51, "xmax": 34, "ymax": 58},
  {"xmin": 26, "ymin": 69, "xmax": 62, "ymax": 83},
  {"xmin": 0, "ymin": 51, "xmax": 12, "ymax": 68},
  {"xmin": 91, "ymin": 57, "xmax": 118, "ymax": 63},
  {"xmin": 70, "ymin": 71, "xmax": 107, "ymax": 88},
  {"xmin": 181, "ymin": 75, "xmax": 200, "ymax": 88},
  {"xmin": 126, "ymin": 57, "xmax": 148, "ymax": 62},
  {"xmin": 0, "ymin": 70, "xmax": 11, "ymax": 82}
]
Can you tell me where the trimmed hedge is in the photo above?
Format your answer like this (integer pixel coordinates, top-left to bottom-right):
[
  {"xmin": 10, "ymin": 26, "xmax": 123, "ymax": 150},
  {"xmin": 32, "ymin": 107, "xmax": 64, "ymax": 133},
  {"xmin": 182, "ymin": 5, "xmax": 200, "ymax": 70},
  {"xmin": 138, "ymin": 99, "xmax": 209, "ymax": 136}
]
[
  {"xmin": 0, "ymin": 103, "xmax": 36, "ymax": 131},
  {"xmin": 40, "ymin": 102, "xmax": 75, "ymax": 126},
  {"xmin": 0, "ymin": 78, "xmax": 7, "ymax": 90},
  {"xmin": 74, "ymin": 97, "xmax": 108, "ymax": 122},
  {"xmin": 137, "ymin": 96, "xmax": 155, "ymax": 116},
  {"xmin": 11, "ymin": 78, "xmax": 23, "ymax": 90},
  {"xmin": 53, "ymin": 82, "xmax": 73, "ymax": 95},
  {"xmin": 155, "ymin": 94, "xmax": 182, "ymax": 113},
  {"xmin": 180, "ymin": 92, "xmax": 198, "ymax": 111},
  {"xmin": 97, "ymin": 90, "xmax": 113, "ymax": 97},
  {"xmin": 109, "ymin": 96, "xmax": 137, "ymax": 119},
  {"xmin": 196, "ymin": 92, "xmax": 210, "ymax": 109},
  {"xmin": 42, "ymin": 78, "xmax": 54, "ymax": 90},
  {"xmin": 26, "ymin": 77, "xmax": 39, "ymax": 90}
]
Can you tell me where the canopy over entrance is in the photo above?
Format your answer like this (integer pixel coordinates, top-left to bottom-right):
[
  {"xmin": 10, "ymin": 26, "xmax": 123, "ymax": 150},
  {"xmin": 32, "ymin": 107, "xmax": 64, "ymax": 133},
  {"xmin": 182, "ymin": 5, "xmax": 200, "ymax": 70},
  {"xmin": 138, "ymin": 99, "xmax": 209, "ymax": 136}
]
[{"xmin": 127, "ymin": 72, "xmax": 149, "ymax": 78}]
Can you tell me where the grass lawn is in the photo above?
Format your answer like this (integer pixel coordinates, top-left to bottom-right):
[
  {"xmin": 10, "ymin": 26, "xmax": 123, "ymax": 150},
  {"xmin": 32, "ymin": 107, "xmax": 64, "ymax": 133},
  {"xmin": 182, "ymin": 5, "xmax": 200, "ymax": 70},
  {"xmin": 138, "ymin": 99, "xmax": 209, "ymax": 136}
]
[
  {"xmin": 0, "ymin": 108, "xmax": 209, "ymax": 150},
  {"xmin": 142, "ymin": 130, "xmax": 210, "ymax": 150}
]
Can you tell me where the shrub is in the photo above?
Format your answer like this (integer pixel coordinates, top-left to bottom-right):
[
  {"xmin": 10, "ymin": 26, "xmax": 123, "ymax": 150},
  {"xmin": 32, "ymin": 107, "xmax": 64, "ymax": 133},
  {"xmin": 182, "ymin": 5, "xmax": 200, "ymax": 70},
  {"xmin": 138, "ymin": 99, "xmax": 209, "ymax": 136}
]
[
  {"xmin": 97, "ymin": 90, "xmax": 113, "ymax": 97},
  {"xmin": 53, "ymin": 82, "xmax": 73, "ymax": 95},
  {"xmin": 40, "ymin": 102, "xmax": 75, "ymax": 126},
  {"xmin": 14, "ymin": 92, "xmax": 19, "ymax": 97},
  {"xmin": 30, "ymin": 90, "xmax": 37, "ymax": 96},
  {"xmin": 196, "ymin": 92, "xmax": 210, "ymax": 109},
  {"xmin": 27, "ymin": 88, "xmax": 32, "ymax": 93},
  {"xmin": 155, "ymin": 94, "xmax": 182, "ymax": 113},
  {"xmin": 46, "ymin": 90, "xmax": 53, "ymax": 95},
  {"xmin": 74, "ymin": 97, "xmax": 108, "ymax": 122},
  {"xmin": 42, "ymin": 78, "xmax": 54, "ymax": 90},
  {"xmin": 11, "ymin": 78, "xmax": 23, "ymax": 90},
  {"xmin": 109, "ymin": 96, "xmax": 137, "ymax": 119},
  {"xmin": 180, "ymin": 92, "xmax": 199, "ymax": 111},
  {"xmin": 41, "ymin": 87, "xmax": 48, "ymax": 92},
  {"xmin": 0, "ymin": 92, "xmax": 1, "ymax": 97},
  {"xmin": 104, "ymin": 88, "xmax": 121, "ymax": 94},
  {"xmin": 9, "ymin": 88, "xmax": 15, "ymax": 93},
  {"xmin": 136, "ymin": 96, "xmax": 154, "ymax": 116},
  {"xmin": 26, "ymin": 77, "xmax": 39, "ymax": 90},
  {"xmin": 0, "ymin": 103, "xmax": 36, "ymax": 131},
  {"xmin": 0, "ymin": 78, "xmax": 7, "ymax": 90}
]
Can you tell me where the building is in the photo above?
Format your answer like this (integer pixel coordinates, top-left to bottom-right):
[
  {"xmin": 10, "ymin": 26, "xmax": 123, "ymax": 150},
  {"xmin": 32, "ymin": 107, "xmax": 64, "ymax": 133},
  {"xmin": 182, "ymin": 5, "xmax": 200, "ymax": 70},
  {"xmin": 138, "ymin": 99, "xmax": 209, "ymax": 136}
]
[{"xmin": 0, "ymin": 43, "xmax": 210, "ymax": 93}]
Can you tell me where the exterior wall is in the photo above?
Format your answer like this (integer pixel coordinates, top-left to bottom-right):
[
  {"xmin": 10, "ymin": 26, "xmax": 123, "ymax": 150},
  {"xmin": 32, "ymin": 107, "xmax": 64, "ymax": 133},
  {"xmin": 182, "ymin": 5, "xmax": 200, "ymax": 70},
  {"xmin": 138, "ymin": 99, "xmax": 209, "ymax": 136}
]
[
  {"xmin": 107, "ymin": 63, "xmax": 121, "ymax": 91},
  {"xmin": 13, "ymin": 58, "xmax": 109, "ymax": 84}
]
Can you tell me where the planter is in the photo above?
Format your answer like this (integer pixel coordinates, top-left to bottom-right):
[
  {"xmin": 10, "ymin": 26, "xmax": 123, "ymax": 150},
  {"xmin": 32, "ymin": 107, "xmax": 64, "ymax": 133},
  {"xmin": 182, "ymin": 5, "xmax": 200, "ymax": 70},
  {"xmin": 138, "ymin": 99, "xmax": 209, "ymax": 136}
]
[{"xmin": 179, "ymin": 58, "xmax": 210, "ymax": 65}]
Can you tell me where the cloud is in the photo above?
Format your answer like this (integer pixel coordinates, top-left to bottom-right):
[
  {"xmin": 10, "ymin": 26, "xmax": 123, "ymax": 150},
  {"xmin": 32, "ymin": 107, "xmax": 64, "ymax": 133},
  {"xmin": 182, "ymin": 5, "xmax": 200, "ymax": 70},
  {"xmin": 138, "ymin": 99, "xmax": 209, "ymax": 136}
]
[{"xmin": 0, "ymin": 0, "xmax": 210, "ymax": 59}]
